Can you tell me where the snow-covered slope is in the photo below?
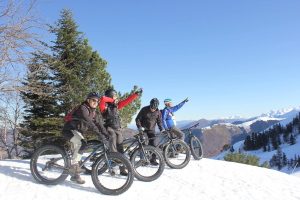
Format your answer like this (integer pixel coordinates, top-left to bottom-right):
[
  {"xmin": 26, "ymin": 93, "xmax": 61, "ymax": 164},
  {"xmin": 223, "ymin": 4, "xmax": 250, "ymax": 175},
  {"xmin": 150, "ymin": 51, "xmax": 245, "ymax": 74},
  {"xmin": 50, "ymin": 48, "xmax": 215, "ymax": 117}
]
[
  {"xmin": 1, "ymin": 158, "xmax": 300, "ymax": 200},
  {"xmin": 236, "ymin": 116, "xmax": 283, "ymax": 132},
  {"xmin": 214, "ymin": 138, "xmax": 300, "ymax": 174}
]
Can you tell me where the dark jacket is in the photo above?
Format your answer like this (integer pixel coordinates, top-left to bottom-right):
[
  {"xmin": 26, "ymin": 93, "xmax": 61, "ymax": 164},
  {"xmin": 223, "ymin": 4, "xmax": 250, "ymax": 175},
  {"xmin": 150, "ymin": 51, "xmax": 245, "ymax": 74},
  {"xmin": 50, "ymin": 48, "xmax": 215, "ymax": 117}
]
[
  {"xmin": 62, "ymin": 102, "xmax": 108, "ymax": 140},
  {"xmin": 102, "ymin": 102, "xmax": 121, "ymax": 130},
  {"xmin": 99, "ymin": 93, "xmax": 139, "ymax": 130},
  {"xmin": 135, "ymin": 105, "xmax": 164, "ymax": 131}
]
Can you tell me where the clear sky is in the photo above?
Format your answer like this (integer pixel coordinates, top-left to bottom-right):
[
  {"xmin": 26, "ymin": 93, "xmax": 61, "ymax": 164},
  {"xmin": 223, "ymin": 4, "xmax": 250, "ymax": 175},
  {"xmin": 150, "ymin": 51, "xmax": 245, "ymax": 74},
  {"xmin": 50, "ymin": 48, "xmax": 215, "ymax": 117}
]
[{"xmin": 36, "ymin": 0, "xmax": 300, "ymax": 120}]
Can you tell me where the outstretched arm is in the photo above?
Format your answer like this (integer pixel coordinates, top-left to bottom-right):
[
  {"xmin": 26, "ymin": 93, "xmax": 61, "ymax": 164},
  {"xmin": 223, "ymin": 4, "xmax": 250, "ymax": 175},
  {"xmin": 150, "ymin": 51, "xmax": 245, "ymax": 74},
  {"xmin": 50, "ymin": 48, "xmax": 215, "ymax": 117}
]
[
  {"xmin": 170, "ymin": 101, "xmax": 186, "ymax": 113},
  {"xmin": 117, "ymin": 93, "xmax": 139, "ymax": 110}
]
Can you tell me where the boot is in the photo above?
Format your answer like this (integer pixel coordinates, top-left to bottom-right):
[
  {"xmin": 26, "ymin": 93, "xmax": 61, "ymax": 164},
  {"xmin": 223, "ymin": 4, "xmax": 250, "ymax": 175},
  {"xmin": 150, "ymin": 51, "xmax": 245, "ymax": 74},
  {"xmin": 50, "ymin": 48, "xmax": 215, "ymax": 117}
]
[
  {"xmin": 69, "ymin": 163, "xmax": 85, "ymax": 175},
  {"xmin": 119, "ymin": 165, "xmax": 128, "ymax": 176},
  {"xmin": 150, "ymin": 158, "xmax": 159, "ymax": 166},
  {"xmin": 150, "ymin": 155, "xmax": 159, "ymax": 166},
  {"xmin": 70, "ymin": 174, "xmax": 85, "ymax": 184}
]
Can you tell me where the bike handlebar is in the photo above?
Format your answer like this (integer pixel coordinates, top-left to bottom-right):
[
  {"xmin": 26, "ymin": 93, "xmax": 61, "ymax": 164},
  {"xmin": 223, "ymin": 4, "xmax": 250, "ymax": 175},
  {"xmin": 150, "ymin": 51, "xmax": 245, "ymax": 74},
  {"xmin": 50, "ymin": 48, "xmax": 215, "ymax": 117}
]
[{"xmin": 181, "ymin": 122, "xmax": 200, "ymax": 132}]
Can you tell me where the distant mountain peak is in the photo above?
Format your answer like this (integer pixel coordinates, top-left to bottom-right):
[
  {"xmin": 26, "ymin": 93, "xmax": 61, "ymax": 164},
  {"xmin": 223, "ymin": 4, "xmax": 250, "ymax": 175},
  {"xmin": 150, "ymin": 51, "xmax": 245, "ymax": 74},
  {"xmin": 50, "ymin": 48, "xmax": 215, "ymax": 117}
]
[{"xmin": 260, "ymin": 106, "xmax": 300, "ymax": 118}]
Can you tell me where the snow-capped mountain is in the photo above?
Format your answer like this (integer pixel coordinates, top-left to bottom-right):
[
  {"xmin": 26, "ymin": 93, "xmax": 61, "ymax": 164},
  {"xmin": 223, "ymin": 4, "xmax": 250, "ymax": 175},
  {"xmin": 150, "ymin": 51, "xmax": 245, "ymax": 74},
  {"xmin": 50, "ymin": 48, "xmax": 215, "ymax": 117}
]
[
  {"xmin": 1, "ymin": 158, "xmax": 300, "ymax": 200},
  {"xmin": 260, "ymin": 107, "xmax": 300, "ymax": 118},
  {"xmin": 181, "ymin": 106, "xmax": 300, "ymax": 158}
]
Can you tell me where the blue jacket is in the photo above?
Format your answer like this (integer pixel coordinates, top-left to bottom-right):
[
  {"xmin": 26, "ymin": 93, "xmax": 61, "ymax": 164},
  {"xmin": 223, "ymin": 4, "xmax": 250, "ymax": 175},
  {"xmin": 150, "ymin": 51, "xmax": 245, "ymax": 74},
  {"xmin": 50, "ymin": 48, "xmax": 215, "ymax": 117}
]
[{"xmin": 162, "ymin": 101, "xmax": 186, "ymax": 129}]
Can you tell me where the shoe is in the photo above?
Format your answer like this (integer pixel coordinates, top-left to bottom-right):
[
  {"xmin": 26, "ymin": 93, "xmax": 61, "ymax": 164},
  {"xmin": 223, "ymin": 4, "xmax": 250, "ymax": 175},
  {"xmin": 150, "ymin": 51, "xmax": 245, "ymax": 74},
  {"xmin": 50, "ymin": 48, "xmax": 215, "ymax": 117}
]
[
  {"xmin": 70, "ymin": 174, "xmax": 85, "ymax": 184},
  {"xmin": 169, "ymin": 152, "xmax": 179, "ymax": 158},
  {"xmin": 150, "ymin": 159, "xmax": 159, "ymax": 166},
  {"xmin": 69, "ymin": 163, "xmax": 85, "ymax": 175}
]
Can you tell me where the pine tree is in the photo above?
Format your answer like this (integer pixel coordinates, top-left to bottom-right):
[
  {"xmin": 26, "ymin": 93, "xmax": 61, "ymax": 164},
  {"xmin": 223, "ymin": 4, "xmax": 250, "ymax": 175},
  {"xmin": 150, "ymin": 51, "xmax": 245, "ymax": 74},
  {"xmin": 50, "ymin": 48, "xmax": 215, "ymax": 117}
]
[
  {"xmin": 290, "ymin": 134, "xmax": 296, "ymax": 145},
  {"xmin": 275, "ymin": 147, "xmax": 283, "ymax": 170},
  {"xmin": 49, "ymin": 9, "xmax": 111, "ymax": 113},
  {"xmin": 21, "ymin": 9, "xmax": 112, "ymax": 152},
  {"xmin": 243, "ymin": 135, "xmax": 252, "ymax": 150},
  {"xmin": 21, "ymin": 51, "xmax": 62, "ymax": 151},
  {"xmin": 283, "ymin": 153, "xmax": 287, "ymax": 166}
]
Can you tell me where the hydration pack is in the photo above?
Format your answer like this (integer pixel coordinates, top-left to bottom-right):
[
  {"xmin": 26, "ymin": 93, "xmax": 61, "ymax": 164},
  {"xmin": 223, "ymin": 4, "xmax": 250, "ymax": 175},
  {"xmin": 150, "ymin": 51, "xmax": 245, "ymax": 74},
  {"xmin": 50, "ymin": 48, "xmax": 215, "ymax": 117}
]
[{"xmin": 64, "ymin": 105, "xmax": 81, "ymax": 122}]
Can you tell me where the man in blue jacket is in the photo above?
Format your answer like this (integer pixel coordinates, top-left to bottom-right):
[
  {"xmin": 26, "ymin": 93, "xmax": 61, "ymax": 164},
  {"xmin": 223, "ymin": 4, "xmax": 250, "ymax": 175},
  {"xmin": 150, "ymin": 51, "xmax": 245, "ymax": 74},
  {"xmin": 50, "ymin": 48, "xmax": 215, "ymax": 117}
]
[{"xmin": 161, "ymin": 98, "xmax": 189, "ymax": 140}]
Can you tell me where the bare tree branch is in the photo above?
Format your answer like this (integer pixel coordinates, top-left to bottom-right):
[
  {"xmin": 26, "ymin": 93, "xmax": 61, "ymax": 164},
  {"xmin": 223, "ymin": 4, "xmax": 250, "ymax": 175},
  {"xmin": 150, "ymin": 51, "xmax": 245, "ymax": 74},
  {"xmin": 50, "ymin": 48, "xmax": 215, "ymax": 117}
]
[{"xmin": 0, "ymin": 0, "xmax": 45, "ymax": 93}]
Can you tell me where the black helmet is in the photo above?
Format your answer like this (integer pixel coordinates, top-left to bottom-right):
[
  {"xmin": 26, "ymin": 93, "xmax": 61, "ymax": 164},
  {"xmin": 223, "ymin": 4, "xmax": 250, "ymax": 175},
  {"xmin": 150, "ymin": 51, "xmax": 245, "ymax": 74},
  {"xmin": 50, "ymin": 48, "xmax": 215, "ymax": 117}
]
[
  {"xmin": 87, "ymin": 92, "xmax": 100, "ymax": 99},
  {"xmin": 150, "ymin": 98, "xmax": 159, "ymax": 110},
  {"xmin": 105, "ymin": 89, "xmax": 117, "ymax": 98}
]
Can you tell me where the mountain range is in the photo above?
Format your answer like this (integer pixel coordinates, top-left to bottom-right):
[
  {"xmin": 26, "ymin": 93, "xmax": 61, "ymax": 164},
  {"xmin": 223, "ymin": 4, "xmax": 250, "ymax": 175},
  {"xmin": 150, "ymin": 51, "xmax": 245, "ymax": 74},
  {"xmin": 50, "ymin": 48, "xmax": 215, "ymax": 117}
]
[{"xmin": 177, "ymin": 107, "xmax": 300, "ymax": 157}]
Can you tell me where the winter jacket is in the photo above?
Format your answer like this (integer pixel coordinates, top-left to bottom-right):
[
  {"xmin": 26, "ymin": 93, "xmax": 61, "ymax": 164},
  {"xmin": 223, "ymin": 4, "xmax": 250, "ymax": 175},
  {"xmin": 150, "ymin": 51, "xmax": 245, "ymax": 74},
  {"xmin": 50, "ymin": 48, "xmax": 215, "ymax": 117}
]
[
  {"xmin": 99, "ymin": 93, "xmax": 138, "ymax": 129},
  {"xmin": 62, "ymin": 102, "xmax": 108, "ymax": 140},
  {"xmin": 135, "ymin": 105, "xmax": 164, "ymax": 132},
  {"xmin": 161, "ymin": 101, "xmax": 186, "ymax": 130}
]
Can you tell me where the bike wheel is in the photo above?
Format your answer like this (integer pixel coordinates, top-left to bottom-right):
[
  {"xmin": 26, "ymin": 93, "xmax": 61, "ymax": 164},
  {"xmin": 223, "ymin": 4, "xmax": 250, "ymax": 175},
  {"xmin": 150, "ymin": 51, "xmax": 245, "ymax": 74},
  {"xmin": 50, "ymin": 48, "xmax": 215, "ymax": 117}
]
[
  {"xmin": 91, "ymin": 152, "xmax": 134, "ymax": 195},
  {"xmin": 130, "ymin": 145, "xmax": 165, "ymax": 182},
  {"xmin": 30, "ymin": 145, "xmax": 70, "ymax": 185},
  {"xmin": 163, "ymin": 140, "xmax": 190, "ymax": 169},
  {"xmin": 190, "ymin": 136, "xmax": 203, "ymax": 160}
]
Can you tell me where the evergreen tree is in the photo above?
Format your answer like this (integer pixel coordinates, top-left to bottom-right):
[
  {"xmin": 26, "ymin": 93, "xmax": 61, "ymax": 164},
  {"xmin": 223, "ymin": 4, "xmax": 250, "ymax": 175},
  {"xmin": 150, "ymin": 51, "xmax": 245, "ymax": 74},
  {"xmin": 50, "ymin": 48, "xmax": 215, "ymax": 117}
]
[
  {"xmin": 243, "ymin": 135, "xmax": 252, "ymax": 150},
  {"xmin": 49, "ymin": 9, "xmax": 111, "ymax": 113},
  {"xmin": 21, "ymin": 9, "xmax": 112, "ymax": 152},
  {"xmin": 290, "ymin": 134, "xmax": 296, "ymax": 145},
  {"xmin": 275, "ymin": 147, "xmax": 283, "ymax": 170},
  {"xmin": 20, "ymin": 51, "xmax": 62, "ymax": 151}
]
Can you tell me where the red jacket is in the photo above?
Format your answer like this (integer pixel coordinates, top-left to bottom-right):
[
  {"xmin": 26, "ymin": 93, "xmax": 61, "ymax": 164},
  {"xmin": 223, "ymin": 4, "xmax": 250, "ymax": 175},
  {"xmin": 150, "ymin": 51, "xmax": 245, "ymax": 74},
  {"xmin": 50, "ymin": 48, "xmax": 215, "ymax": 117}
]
[{"xmin": 99, "ymin": 93, "xmax": 139, "ymax": 113}]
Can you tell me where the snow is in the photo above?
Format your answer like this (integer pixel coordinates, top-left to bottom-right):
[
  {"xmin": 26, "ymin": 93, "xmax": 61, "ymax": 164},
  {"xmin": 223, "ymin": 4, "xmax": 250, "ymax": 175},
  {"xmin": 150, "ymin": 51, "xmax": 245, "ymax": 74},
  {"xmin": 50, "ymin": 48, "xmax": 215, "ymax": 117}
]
[
  {"xmin": 237, "ymin": 116, "xmax": 284, "ymax": 132},
  {"xmin": 214, "ymin": 136, "xmax": 300, "ymax": 175},
  {"xmin": 1, "ymin": 158, "xmax": 300, "ymax": 200}
]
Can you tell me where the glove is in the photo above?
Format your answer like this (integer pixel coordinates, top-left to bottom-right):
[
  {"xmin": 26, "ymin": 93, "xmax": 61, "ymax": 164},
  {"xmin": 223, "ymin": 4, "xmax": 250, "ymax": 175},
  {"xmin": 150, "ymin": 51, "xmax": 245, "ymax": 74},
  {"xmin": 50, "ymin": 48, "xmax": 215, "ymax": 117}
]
[
  {"xmin": 138, "ymin": 127, "xmax": 144, "ymax": 134},
  {"xmin": 103, "ymin": 139, "xmax": 109, "ymax": 148},
  {"xmin": 135, "ymin": 88, "xmax": 143, "ymax": 95},
  {"xmin": 184, "ymin": 97, "xmax": 189, "ymax": 103}
]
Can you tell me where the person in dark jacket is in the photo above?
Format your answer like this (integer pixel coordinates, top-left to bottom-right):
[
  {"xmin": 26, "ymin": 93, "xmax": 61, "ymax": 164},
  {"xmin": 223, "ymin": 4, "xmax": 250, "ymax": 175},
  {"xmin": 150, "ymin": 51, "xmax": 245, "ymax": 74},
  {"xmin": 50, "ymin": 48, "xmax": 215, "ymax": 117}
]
[
  {"xmin": 135, "ymin": 98, "xmax": 165, "ymax": 165},
  {"xmin": 62, "ymin": 92, "xmax": 108, "ymax": 184},
  {"xmin": 99, "ymin": 87, "xmax": 142, "ymax": 175}
]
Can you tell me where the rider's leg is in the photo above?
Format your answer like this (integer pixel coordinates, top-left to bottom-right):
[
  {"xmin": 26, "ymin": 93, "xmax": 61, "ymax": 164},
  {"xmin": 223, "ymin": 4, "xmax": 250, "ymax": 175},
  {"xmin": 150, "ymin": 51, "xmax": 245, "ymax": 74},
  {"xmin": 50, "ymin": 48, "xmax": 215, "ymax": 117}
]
[
  {"xmin": 69, "ymin": 130, "xmax": 85, "ymax": 184},
  {"xmin": 70, "ymin": 130, "xmax": 84, "ymax": 164},
  {"xmin": 145, "ymin": 130, "xmax": 159, "ymax": 165},
  {"xmin": 107, "ymin": 127, "xmax": 118, "ymax": 152},
  {"xmin": 106, "ymin": 127, "xmax": 127, "ymax": 176},
  {"xmin": 169, "ymin": 127, "xmax": 185, "ymax": 140}
]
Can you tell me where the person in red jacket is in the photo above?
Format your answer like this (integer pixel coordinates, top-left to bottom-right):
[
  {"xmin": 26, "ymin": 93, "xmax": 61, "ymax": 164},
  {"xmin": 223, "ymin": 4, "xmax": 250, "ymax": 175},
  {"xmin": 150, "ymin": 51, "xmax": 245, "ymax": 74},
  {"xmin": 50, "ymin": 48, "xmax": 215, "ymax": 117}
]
[{"xmin": 99, "ymin": 88, "xmax": 142, "ymax": 153}]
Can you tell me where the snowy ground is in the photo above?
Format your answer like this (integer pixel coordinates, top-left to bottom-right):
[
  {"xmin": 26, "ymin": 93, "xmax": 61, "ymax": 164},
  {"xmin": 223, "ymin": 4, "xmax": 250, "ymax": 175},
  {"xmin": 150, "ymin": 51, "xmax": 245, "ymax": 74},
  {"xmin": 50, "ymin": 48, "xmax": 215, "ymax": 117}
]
[{"xmin": 1, "ymin": 158, "xmax": 300, "ymax": 200}]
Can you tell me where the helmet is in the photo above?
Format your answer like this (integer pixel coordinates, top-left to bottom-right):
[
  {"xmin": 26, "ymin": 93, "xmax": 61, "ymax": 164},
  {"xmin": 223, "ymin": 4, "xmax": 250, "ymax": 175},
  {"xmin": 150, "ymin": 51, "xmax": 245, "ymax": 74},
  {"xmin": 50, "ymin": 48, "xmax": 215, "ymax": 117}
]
[
  {"xmin": 87, "ymin": 92, "xmax": 100, "ymax": 99},
  {"xmin": 105, "ymin": 89, "xmax": 117, "ymax": 98},
  {"xmin": 164, "ymin": 98, "xmax": 172, "ymax": 103},
  {"xmin": 150, "ymin": 98, "xmax": 159, "ymax": 110}
]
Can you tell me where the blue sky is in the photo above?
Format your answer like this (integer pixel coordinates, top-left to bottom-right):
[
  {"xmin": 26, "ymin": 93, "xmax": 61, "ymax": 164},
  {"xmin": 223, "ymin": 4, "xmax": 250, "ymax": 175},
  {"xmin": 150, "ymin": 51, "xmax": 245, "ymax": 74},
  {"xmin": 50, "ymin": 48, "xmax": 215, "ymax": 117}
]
[{"xmin": 37, "ymin": 0, "xmax": 300, "ymax": 120}]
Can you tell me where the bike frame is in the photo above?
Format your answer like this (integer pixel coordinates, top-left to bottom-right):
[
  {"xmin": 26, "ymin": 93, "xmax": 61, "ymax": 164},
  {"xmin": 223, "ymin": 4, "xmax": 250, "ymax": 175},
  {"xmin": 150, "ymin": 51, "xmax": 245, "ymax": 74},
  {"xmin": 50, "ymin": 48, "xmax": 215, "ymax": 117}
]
[
  {"xmin": 181, "ymin": 122, "xmax": 200, "ymax": 142},
  {"xmin": 122, "ymin": 132, "xmax": 149, "ymax": 161}
]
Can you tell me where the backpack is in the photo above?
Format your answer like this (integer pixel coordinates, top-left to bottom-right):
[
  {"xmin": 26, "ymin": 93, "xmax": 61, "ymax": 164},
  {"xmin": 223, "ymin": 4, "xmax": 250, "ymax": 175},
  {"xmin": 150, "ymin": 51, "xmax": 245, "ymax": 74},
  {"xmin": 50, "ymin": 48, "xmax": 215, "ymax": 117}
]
[{"xmin": 64, "ymin": 105, "xmax": 81, "ymax": 122}]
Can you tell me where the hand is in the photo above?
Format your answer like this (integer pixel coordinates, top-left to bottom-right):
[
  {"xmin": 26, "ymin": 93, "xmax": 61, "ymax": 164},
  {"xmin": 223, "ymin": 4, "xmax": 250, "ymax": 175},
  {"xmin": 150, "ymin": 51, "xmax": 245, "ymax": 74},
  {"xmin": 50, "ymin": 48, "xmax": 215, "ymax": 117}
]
[
  {"xmin": 99, "ymin": 135, "xmax": 109, "ymax": 146},
  {"xmin": 184, "ymin": 97, "xmax": 189, "ymax": 103},
  {"xmin": 161, "ymin": 130, "xmax": 167, "ymax": 134},
  {"xmin": 114, "ymin": 99, "xmax": 119, "ymax": 104},
  {"xmin": 135, "ymin": 88, "xmax": 143, "ymax": 95},
  {"xmin": 138, "ymin": 127, "xmax": 144, "ymax": 134}
]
